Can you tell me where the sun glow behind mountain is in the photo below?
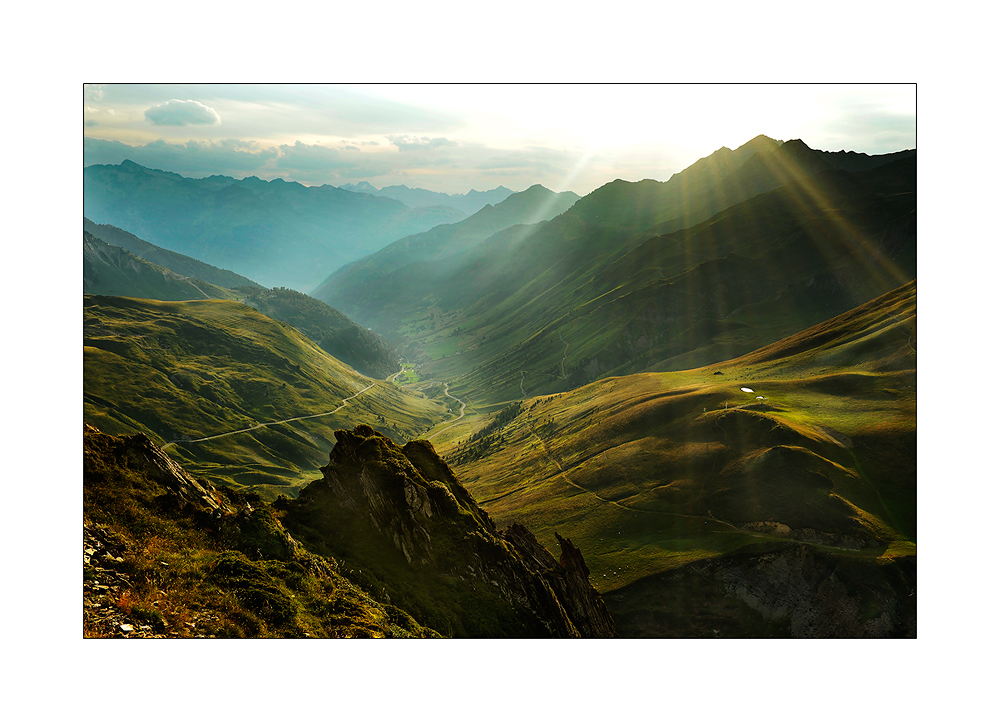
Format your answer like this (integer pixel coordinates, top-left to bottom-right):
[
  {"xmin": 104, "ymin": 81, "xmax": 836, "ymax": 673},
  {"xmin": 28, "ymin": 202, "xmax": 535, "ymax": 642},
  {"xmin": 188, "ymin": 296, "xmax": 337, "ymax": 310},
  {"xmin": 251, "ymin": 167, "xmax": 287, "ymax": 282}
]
[{"xmin": 83, "ymin": 84, "xmax": 915, "ymax": 196}]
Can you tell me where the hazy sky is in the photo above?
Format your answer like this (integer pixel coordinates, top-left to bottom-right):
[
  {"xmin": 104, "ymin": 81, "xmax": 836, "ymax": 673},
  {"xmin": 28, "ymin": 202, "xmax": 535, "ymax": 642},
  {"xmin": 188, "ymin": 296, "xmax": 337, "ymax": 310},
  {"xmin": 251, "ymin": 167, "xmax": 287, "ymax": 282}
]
[{"xmin": 84, "ymin": 84, "xmax": 915, "ymax": 196}]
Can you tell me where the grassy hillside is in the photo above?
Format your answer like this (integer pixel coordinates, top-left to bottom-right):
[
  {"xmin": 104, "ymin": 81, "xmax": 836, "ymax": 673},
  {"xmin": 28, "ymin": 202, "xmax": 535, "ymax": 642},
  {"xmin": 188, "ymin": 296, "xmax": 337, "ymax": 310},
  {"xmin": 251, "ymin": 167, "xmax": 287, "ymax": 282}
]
[
  {"xmin": 440, "ymin": 281, "xmax": 916, "ymax": 636},
  {"xmin": 84, "ymin": 295, "xmax": 447, "ymax": 498},
  {"xmin": 238, "ymin": 286, "xmax": 400, "ymax": 379},
  {"xmin": 84, "ymin": 218, "xmax": 262, "ymax": 289},
  {"xmin": 84, "ymin": 232, "xmax": 241, "ymax": 301}
]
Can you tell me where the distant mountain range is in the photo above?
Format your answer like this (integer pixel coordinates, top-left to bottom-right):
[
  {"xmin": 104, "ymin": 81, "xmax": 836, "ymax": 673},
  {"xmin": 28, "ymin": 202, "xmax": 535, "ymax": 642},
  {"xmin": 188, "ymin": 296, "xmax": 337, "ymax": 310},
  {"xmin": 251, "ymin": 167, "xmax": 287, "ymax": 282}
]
[
  {"xmin": 84, "ymin": 161, "xmax": 467, "ymax": 291},
  {"xmin": 338, "ymin": 181, "xmax": 514, "ymax": 216}
]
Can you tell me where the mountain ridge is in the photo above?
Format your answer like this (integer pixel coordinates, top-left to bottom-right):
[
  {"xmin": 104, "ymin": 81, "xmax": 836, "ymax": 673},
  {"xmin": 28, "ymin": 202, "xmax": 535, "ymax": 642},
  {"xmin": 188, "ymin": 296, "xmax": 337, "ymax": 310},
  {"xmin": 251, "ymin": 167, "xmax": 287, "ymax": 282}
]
[
  {"xmin": 85, "ymin": 218, "xmax": 262, "ymax": 290},
  {"xmin": 338, "ymin": 181, "xmax": 515, "ymax": 215}
]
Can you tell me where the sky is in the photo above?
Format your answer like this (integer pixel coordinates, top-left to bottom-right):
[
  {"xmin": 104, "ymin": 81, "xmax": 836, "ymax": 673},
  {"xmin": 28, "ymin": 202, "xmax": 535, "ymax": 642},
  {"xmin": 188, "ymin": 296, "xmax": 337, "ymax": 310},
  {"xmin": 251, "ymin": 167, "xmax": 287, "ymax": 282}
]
[{"xmin": 83, "ymin": 83, "xmax": 916, "ymax": 196}]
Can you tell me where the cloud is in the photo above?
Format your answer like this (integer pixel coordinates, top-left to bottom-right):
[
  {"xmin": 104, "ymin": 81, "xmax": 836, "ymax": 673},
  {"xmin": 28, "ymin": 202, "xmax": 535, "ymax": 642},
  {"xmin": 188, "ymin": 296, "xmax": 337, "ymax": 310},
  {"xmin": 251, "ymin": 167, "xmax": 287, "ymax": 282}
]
[
  {"xmin": 84, "ymin": 119, "xmax": 98, "ymax": 128},
  {"xmin": 387, "ymin": 134, "xmax": 458, "ymax": 151},
  {"xmin": 273, "ymin": 141, "xmax": 388, "ymax": 183},
  {"xmin": 145, "ymin": 99, "xmax": 222, "ymax": 126},
  {"xmin": 343, "ymin": 145, "xmax": 360, "ymax": 151},
  {"xmin": 277, "ymin": 141, "xmax": 356, "ymax": 170}
]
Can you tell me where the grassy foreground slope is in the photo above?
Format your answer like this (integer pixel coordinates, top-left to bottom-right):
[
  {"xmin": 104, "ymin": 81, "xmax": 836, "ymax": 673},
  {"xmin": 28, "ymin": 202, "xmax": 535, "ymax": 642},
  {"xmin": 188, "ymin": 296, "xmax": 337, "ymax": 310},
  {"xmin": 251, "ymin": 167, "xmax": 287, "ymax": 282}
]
[
  {"xmin": 84, "ymin": 295, "xmax": 446, "ymax": 497},
  {"xmin": 446, "ymin": 281, "xmax": 916, "ymax": 636}
]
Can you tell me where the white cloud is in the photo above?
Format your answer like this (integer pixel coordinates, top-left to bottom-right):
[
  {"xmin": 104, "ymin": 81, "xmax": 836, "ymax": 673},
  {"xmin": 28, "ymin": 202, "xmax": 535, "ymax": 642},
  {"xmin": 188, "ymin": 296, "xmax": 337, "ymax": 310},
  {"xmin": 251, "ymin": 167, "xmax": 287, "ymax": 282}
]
[
  {"xmin": 387, "ymin": 134, "xmax": 458, "ymax": 151},
  {"xmin": 145, "ymin": 99, "xmax": 222, "ymax": 126}
]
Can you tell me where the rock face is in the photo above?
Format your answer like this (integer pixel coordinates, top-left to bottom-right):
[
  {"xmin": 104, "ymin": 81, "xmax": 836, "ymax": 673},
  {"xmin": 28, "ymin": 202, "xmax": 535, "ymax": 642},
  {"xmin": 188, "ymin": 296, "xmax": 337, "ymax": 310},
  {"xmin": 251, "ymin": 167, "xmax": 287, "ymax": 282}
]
[
  {"xmin": 114, "ymin": 429, "xmax": 232, "ymax": 515},
  {"xmin": 604, "ymin": 542, "xmax": 916, "ymax": 638},
  {"xmin": 282, "ymin": 425, "xmax": 617, "ymax": 637}
]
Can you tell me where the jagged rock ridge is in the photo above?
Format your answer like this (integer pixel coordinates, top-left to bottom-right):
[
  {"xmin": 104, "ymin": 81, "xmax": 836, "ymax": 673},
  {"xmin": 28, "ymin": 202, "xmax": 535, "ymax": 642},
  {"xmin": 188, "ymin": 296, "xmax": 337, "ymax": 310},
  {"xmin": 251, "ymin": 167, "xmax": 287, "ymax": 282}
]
[{"xmin": 281, "ymin": 424, "xmax": 617, "ymax": 638}]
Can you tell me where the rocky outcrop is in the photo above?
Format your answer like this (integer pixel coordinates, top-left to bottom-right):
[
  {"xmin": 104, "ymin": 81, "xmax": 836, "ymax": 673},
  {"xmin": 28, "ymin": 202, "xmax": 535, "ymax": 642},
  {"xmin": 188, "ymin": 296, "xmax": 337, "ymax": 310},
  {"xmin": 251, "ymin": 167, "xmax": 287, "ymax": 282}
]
[
  {"xmin": 604, "ymin": 542, "xmax": 916, "ymax": 638},
  {"xmin": 713, "ymin": 544, "xmax": 916, "ymax": 638},
  {"xmin": 283, "ymin": 425, "xmax": 616, "ymax": 637},
  {"xmin": 85, "ymin": 424, "xmax": 231, "ymax": 515}
]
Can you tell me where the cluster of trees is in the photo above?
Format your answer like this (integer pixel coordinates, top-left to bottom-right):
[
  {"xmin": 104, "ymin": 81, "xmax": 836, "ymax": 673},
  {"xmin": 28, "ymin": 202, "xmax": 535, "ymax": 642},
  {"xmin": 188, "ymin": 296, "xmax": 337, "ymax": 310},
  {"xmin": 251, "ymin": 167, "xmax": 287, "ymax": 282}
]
[{"xmin": 447, "ymin": 401, "xmax": 523, "ymax": 466}]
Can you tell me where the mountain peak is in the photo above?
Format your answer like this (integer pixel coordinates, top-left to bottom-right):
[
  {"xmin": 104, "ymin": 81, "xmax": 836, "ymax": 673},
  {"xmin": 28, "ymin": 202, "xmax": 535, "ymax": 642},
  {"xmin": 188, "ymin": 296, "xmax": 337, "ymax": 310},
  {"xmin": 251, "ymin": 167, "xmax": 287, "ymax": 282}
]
[{"xmin": 735, "ymin": 134, "xmax": 782, "ymax": 156}]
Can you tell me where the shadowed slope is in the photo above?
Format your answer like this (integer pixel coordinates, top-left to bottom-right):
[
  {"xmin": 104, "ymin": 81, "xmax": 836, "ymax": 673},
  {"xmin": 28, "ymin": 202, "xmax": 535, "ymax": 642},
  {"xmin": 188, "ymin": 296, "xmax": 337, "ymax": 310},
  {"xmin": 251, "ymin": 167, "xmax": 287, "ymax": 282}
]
[
  {"xmin": 84, "ymin": 232, "xmax": 241, "ymax": 302},
  {"xmin": 84, "ymin": 218, "xmax": 262, "ymax": 290}
]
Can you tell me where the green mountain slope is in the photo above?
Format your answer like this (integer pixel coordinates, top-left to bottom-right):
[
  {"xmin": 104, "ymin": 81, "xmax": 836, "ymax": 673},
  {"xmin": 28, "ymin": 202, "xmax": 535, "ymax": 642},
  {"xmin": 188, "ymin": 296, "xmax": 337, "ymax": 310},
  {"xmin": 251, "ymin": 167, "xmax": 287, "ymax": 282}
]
[
  {"xmin": 84, "ymin": 161, "xmax": 466, "ymax": 290},
  {"xmin": 84, "ymin": 232, "xmax": 240, "ymax": 301},
  {"xmin": 316, "ymin": 137, "xmax": 914, "ymax": 406},
  {"xmin": 312, "ymin": 184, "xmax": 581, "ymax": 319},
  {"xmin": 442, "ymin": 281, "xmax": 916, "ymax": 637},
  {"xmin": 238, "ymin": 287, "xmax": 400, "ymax": 379},
  {"xmin": 453, "ymin": 157, "xmax": 916, "ymax": 401},
  {"xmin": 84, "ymin": 295, "xmax": 446, "ymax": 497},
  {"xmin": 84, "ymin": 218, "xmax": 262, "ymax": 289}
]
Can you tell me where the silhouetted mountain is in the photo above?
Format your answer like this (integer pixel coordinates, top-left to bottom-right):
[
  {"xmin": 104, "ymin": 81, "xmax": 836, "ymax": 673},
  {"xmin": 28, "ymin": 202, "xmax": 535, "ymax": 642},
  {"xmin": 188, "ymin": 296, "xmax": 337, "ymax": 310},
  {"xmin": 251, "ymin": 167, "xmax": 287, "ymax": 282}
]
[
  {"xmin": 84, "ymin": 161, "xmax": 466, "ymax": 290},
  {"xmin": 84, "ymin": 421, "xmax": 615, "ymax": 638}
]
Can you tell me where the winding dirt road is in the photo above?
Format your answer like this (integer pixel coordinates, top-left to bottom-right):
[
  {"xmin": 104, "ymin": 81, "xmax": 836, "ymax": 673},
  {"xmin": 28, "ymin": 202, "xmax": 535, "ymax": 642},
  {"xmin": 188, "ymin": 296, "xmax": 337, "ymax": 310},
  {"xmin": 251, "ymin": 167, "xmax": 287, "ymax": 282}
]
[
  {"xmin": 424, "ymin": 382, "xmax": 467, "ymax": 441},
  {"xmin": 161, "ymin": 381, "xmax": 376, "ymax": 451}
]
